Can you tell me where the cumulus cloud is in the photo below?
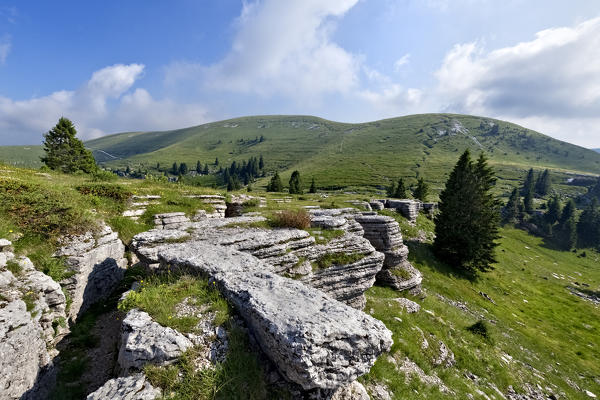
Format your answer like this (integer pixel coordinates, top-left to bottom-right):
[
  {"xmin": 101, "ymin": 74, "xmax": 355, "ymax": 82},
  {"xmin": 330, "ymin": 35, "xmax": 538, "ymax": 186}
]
[
  {"xmin": 434, "ymin": 17, "xmax": 600, "ymax": 146},
  {"xmin": 393, "ymin": 54, "xmax": 411, "ymax": 71},
  {"xmin": 0, "ymin": 35, "xmax": 10, "ymax": 64},
  {"xmin": 0, "ymin": 64, "xmax": 208, "ymax": 144}
]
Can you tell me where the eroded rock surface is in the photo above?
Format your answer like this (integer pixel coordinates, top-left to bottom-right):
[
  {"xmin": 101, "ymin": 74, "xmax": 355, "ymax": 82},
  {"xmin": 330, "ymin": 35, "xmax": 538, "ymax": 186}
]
[
  {"xmin": 86, "ymin": 373, "xmax": 160, "ymax": 400},
  {"xmin": 153, "ymin": 241, "xmax": 393, "ymax": 390},
  {"xmin": 57, "ymin": 224, "xmax": 127, "ymax": 321},
  {"xmin": 118, "ymin": 309, "xmax": 193, "ymax": 374}
]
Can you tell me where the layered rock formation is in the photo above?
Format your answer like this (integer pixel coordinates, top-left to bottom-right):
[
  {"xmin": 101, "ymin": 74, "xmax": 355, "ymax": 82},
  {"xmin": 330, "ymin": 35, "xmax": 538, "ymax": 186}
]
[
  {"xmin": 355, "ymin": 215, "xmax": 422, "ymax": 291},
  {"xmin": 86, "ymin": 373, "xmax": 160, "ymax": 400},
  {"xmin": 57, "ymin": 224, "xmax": 127, "ymax": 321},
  {"xmin": 154, "ymin": 241, "xmax": 393, "ymax": 391},
  {"xmin": 387, "ymin": 199, "xmax": 419, "ymax": 223},
  {"xmin": 0, "ymin": 241, "xmax": 67, "ymax": 399}
]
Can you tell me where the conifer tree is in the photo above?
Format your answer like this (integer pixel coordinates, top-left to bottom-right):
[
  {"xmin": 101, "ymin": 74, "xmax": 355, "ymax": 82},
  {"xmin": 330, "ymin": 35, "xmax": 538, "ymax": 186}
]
[
  {"xmin": 196, "ymin": 161, "xmax": 202, "ymax": 174},
  {"xmin": 413, "ymin": 177, "xmax": 429, "ymax": 201},
  {"xmin": 433, "ymin": 150, "xmax": 500, "ymax": 273},
  {"xmin": 259, "ymin": 155, "xmax": 264, "ymax": 170},
  {"xmin": 215, "ymin": 157, "xmax": 219, "ymax": 166},
  {"xmin": 171, "ymin": 162, "xmax": 178, "ymax": 175},
  {"xmin": 289, "ymin": 170, "xmax": 302, "ymax": 194},
  {"xmin": 545, "ymin": 196, "xmax": 562, "ymax": 225},
  {"xmin": 309, "ymin": 177, "xmax": 317, "ymax": 194},
  {"xmin": 522, "ymin": 168, "xmax": 535, "ymax": 214},
  {"xmin": 394, "ymin": 178, "xmax": 407, "ymax": 198},
  {"xmin": 555, "ymin": 199, "xmax": 578, "ymax": 250},
  {"xmin": 179, "ymin": 163, "xmax": 188, "ymax": 175},
  {"xmin": 41, "ymin": 117, "xmax": 97, "ymax": 173},
  {"xmin": 386, "ymin": 182, "xmax": 396, "ymax": 197},
  {"xmin": 503, "ymin": 188, "xmax": 523, "ymax": 224},
  {"xmin": 535, "ymin": 169, "xmax": 551, "ymax": 197},
  {"xmin": 267, "ymin": 172, "xmax": 283, "ymax": 192},
  {"xmin": 577, "ymin": 198, "xmax": 600, "ymax": 248},
  {"xmin": 203, "ymin": 164, "xmax": 209, "ymax": 175}
]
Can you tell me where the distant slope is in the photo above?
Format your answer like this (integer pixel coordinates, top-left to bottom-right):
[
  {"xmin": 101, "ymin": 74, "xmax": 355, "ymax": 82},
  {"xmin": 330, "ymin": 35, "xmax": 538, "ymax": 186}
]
[
  {"xmin": 3, "ymin": 114, "xmax": 600, "ymax": 191},
  {"xmin": 85, "ymin": 114, "xmax": 600, "ymax": 190},
  {"xmin": 0, "ymin": 145, "xmax": 44, "ymax": 168},
  {"xmin": 594, "ymin": 148, "xmax": 600, "ymax": 153}
]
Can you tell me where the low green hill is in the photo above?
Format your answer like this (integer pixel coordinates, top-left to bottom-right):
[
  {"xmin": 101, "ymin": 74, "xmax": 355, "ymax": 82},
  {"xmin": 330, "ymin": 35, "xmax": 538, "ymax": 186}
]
[{"xmin": 3, "ymin": 114, "xmax": 600, "ymax": 192}]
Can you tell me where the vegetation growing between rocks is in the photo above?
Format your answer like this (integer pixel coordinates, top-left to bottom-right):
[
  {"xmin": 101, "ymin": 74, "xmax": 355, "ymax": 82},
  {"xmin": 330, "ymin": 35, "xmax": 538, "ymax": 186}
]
[{"xmin": 312, "ymin": 252, "xmax": 366, "ymax": 271}]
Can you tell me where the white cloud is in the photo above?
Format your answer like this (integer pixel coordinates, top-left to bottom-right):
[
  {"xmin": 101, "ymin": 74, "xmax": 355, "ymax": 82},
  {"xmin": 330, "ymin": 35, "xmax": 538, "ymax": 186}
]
[
  {"xmin": 434, "ymin": 17, "xmax": 600, "ymax": 147},
  {"xmin": 393, "ymin": 54, "xmax": 410, "ymax": 71},
  {"xmin": 0, "ymin": 64, "xmax": 208, "ymax": 144},
  {"xmin": 0, "ymin": 35, "xmax": 11, "ymax": 64}
]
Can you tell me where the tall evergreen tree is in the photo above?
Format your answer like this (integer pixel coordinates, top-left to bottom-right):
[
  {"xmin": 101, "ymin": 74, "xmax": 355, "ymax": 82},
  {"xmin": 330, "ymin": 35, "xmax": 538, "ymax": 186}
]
[
  {"xmin": 545, "ymin": 196, "xmax": 562, "ymax": 225},
  {"xmin": 289, "ymin": 170, "xmax": 302, "ymax": 194},
  {"xmin": 394, "ymin": 178, "xmax": 407, "ymax": 198},
  {"xmin": 555, "ymin": 199, "xmax": 578, "ymax": 250},
  {"xmin": 41, "ymin": 117, "xmax": 97, "ymax": 173},
  {"xmin": 503, "ymin": 188, "xmax": 523, "ymax": 224},
  {"xmin": 386, "ymin": 182, "xmax": 396, "ymax": 197},
  {"xmin": 522, "ymin": 168, "xmax": 535, "ymax": 214},
  {"xmin": 413, "ymin": 177, "xmax": 429, "ymax": 201},
  {"xmin": 171, "ymin": 162, "xmax": 178, "ymax": 175},
  {"xmin": 535, "ymin": 169, "xmax": 551, "ymax": 197},
  {"xmin": 433, "ymin": 150, "xmax": 500, "ymax": 273},
  {"xmin": 196, "ymin": 161, "xmax": 202, "ymax": 174},
  {"xmin": 267, "ymin": 172, "xmax": 283, "ymax": 192},
  {"xmin": 577, "ymin": 198, "xmax": 600, "ymax": 248},
  {"xmin": 179, "ymin": 163, "xmax": 188, "ymax": 175},
  {"xmin": 259, "ymin": 155, "xmax": 264, "ymax": 170},
  {"xmin": 309, "ymin": 177, "xmax": 317, "ymax": 194},
  {"xmin": 203, "ymin": 164, "xmax": 209, "ymax": 175},
  {"xmin": 215, "ymin": 157, "xmax": 219, "ymax": 166}
]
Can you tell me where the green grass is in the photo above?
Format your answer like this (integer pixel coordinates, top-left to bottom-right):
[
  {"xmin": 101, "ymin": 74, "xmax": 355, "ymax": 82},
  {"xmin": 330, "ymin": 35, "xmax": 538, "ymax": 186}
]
[
  {"xmin": 362, "ymin": 227, "xmax": 600, "ymax": 399},
  {"xmin": 312, "ymin": 252, "xmax": 365, "ymax": 271},
  {"xmin": 306, "ymin": 228, "xmax": 345, "ymax": 244},
  {"xmin": 5, "ymin": 259, "xmax": 22, "ymax": 276},
  {"xmin": 118, "ymin": 274, "xmax": 229, "ymax": 333}
]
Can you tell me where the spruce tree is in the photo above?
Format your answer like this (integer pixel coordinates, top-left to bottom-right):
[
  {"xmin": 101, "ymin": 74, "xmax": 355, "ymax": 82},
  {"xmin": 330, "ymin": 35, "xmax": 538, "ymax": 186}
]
[
  {"xmin": 196, "ymin": 161, "xmax": 202, "ymax": 174},
  {"xmin": 386, "ymin": 182, "xmax": 396, "ymax": 197},
  {"xmin": 215, "ymin": 157, "xmax": 219, "ymax": 166},
  {"xmin": 577, "ymin": 198, "xmax": 600, "ymax": 248},
  {"xmin": 394, "ymin": 178, "xmax": 407, "ymax": 198},
  {"xmin": 267, "ymin": 172, "xmax": 283, "ymax": 192},
  {"xmin": 309, "ymin": 177, "xmax": 317, "ymax": 194},
  {"xmin": 522, "ymin": 168, "xmax": 535, "ymax": 214},
  {"xmin": 503, "ymin": 188, "xmax": 523, "ymax": 224},
  {"xmin": 41, "ymin": 117, "xmax": 97, "ymax": 173},
  {"xmin": 413, "ymin": 177, "xmax": 429, "ymax": 201},
  {"xmin": 535, "ymin": 169, "xmax": 551, "ymax": 197},
  {"xmin": 433, "ymin": 150, "xmax": 500, "ymax": 273},
  {"xmin": 171, "ymin": 162, "xmax": 178, "ymax": 175},
  {"xmin": 555, "ymin": 199, "xmax": 578, "ymax": 250},
  {"xmin": 289, "ymin": 170, "xmax": 302, "ymax": 194},
  {"xmin": 259, "ymin": 155, "xmax": 264, "ymax": 170},
  {"xmin": 545, "ymin": 196, "xmax": 562, "ymax": 225},
  {"xmin": 179, "ymin": 163, "xmax": 188, "ymax": 175}
]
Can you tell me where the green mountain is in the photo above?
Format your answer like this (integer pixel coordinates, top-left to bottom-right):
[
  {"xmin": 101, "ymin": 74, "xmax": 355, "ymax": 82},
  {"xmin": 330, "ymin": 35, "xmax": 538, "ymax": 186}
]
[{"xmin": 3, "ymin": 114, "xmax": 600, "ymax": 191}]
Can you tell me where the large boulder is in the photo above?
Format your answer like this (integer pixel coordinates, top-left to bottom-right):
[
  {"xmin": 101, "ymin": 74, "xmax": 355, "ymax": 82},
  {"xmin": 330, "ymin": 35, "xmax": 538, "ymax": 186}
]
[
  {"xmin": 57, "ymin": 224, "xmax": 127, "ymax": 321},
  {"xmin": 118, "ymin": 309, "xmax": 193, "ymax": 374},
  {"xmin": 154, "ymin": 241, "xmax": 393, "ymax": 391}
]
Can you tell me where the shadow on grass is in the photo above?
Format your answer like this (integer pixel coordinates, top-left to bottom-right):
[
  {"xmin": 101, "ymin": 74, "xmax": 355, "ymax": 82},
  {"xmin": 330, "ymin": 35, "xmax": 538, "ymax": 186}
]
[{"xmin": 406, "ymin": 241, "xmax": 480, "ymax": 282}]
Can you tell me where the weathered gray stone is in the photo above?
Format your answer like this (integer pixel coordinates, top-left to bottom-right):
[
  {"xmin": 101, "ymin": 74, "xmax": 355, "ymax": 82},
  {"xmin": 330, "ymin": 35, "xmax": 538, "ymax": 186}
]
[
  {"xmin": 58, "ymin": 224, "xmax": 127, "ymax": 321},
  {"xmin": 86, "ymin": 373, "xmax": 160, "ymax": 400},
  {"xmin": 330, "ymin": 381, "xmax": 370, "ymax": 400},
  {"xmin": 154, "ymin": 242, "xmax": 393, "ymax": 390},
  {"xmin": 369, "ymin": 201, "xmax": 385, "ymax": 211},
  {"xmin": 387, "ymin": 199, "xmax": 419, "ymax": 223},
  {"xmin": 394, "ymin": 297, "xmax": 421, "ymax": 313},
  {"xmin": 118, "ymin": 309, "xmax": 193, "ymax": 374}
]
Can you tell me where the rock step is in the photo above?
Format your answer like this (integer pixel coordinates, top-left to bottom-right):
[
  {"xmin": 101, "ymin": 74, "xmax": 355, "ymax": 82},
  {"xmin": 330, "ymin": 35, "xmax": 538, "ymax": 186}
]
[{"xmin": 154, "ymin": 241, "xmax": 392, "ymax": 390}]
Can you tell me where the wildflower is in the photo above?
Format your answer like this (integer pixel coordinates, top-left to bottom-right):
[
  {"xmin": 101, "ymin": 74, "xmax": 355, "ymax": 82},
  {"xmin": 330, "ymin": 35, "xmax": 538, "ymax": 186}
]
[{"xmin": 8, "ymin": 230, "xmax": 13, "ymax": 233}]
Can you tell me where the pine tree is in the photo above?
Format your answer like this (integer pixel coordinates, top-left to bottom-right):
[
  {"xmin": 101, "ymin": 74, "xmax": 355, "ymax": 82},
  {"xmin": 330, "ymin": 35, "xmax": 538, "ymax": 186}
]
[
  {"xmin": 503, "ymin": 188, "xmax": 523, "ymax": 224},
  {"xmin": 267, "ymin": 172, "xmax": 283, "ymax": 192},
  {"xmin": 203, "ymin": 164, "xmax": 209, "ymax": 175},
  {"xmin": 394, "ymin": 178, "xmax": 407, "ymax": 198},
  {"xmin": 215, "ymin": 157, "xmax": 219, "ymax": 166},
  {"xmin": 41, "ymin": 117, "xmax": 97, "ymax": 173},
  {"xmin": 535, "ymin": 169, "xmax": 551, "ymax": 197},
  {"xmin": 179, "ymin": 163, "xmax": 188, "ymax": 175},
  {"xmin": 386, "ymin": 182, "xmax": 396, "ymax": 197},
  {"xmin": 433, "ymin": 150, "xmax": 500, "ymax": 273},
  {"xmin": 171, "ymin": 162, "xmax": 178, "ymax": 175},
  {"xmin": 289, "ymin": 170, "xmax": 302, "ymax": 194},
  {"xmin": 156, "ymin": 162, "xmax": 160, "ymax": 170},
  {"xmin": 545, "ymin": 196, "xmax": 562, "ymax": 225},
  {"xmin": 309, "ymin": 177, "xmax": 317, "ymax": 194},
  {"xmin": 196, "ymin": 161, "xmax": 202, "ymax": 174},
  {"xmin": 577, "ymin": 198, "xmax": 600, "ymax": 248},
  {"xmin": 555, "ymin": 199, "xmax": 578, "ymax": 250},
  {"xmin": 413, "ymin": 177, "xmax": 429, "ymax": 201},
  {"xmin": 259, "ymin": 155, "xmax": 264, "ymax": 170},
  {"xmin": 125, "ymin": 165, "xmax": 131, "ymax": 175},
  {"xmin": 522, "ymin": 168, "xmax": 535, "ymax": 214}
]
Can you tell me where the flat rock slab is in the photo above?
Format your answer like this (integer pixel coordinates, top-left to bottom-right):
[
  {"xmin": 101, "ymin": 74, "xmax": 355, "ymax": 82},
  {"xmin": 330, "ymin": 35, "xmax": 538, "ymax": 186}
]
[{"xmin": 155, "ymin": 241, "xmax": 393, "ymax": 390}]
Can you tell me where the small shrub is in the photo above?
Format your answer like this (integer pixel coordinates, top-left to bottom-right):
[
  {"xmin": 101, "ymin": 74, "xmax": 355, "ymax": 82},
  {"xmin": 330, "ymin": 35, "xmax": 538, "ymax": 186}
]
[
  {"xmin": 76, "ymin": 183, "xmax": 132, "ymax": 202},
  {"xmin": 271, "ymin": 210, "xmax": 311, "ymax": 229},
  {"xmin": 391, "ymin": 267, "xmax": 411, "ymax": 280},
  {"xmin": 467, "ymin": 320, "xmax": 491, "ymax": 341},
  {"xmin": 5, "ymin": 260, "xmax": 22, "ymax": 276}
]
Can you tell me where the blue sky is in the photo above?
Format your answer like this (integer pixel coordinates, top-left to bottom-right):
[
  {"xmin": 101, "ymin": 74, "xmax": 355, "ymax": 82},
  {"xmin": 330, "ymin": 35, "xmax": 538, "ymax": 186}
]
[{"xmin": 1, "ymin": 1, "xmax": 599, "ymax": 147}]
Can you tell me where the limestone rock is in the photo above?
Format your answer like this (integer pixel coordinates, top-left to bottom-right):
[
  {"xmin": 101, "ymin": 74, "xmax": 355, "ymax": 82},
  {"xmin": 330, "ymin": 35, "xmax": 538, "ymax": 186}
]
[
  {"xmin": 58, "ymin": 224, "xmax": 127, "ymax": 321},
  {"xmin": 155, "ymin": 242, "xmax": 393, "ymax": 390},
  {"xmin": 395, "ymin": 297, "xmax": 421, "ymax": 313},
  {"xmin": 86, "ymin": 373, "xmax": 160, "ymax": 400},
  {"xmin": 118, "ymin": 309, "xmax": 193, "ymax": 374},
  {"xmin": 330, "ymin": 381, "xmax": 370, "ymax": 400},
  {"xmin": 387, "ymin": 199, "xmax": 419, "ymax": 223},
  {"xmin": 153, "ymin": 212, "xmax": 190, "ymax": 230}
]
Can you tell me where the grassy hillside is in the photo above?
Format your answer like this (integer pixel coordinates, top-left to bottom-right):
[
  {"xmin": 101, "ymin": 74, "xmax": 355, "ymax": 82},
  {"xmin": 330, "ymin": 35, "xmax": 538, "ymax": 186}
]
[
  {"xmin": 0, "ymin": 145, "xmax": 44, "ymax": 168},
  {"xmin": 82, "ymin": 114, "xmax": 600, "ymax": 192}
]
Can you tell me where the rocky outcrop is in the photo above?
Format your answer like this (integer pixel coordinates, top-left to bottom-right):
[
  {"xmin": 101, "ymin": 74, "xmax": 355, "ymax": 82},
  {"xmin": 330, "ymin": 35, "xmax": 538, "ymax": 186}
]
[
  {"xmin": 387, "ymin": 199, "xmax": 419, "ymax": 223},
  {"xmin": 57, "ymin": 224, "xmax": 127, "ymax": 321},
  {"xmin": 0, "ymin": 242, "xmax": 67, "ymax": 399},
  {"xmin": 86, "ymin": 373, "xmax": 160, "ymax": 400},
  {"xmin": 153, "ymin": 212, "xmax": 190, "ymax": 230},
  {"xmin": 188, "ymin": 195, "xmax": 227, "ymax": 218},
  {"xmin": 355, "ymin": 215, "xmax": 422, "ymax": 291},
  {"xmin": 118, "ymin": 309, "xmax": 193, "ymax": 374},
  {"xmin": 154, "ymin": 241, "xmax": 393, "ymax": 391}
]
